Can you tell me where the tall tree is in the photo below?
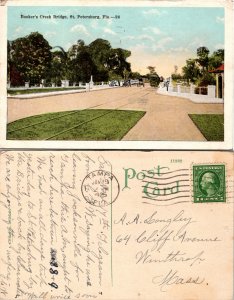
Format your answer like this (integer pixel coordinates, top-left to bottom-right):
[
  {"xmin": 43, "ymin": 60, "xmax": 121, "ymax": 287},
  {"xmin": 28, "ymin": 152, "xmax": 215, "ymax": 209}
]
[
  {"xmin": 67, "ymin": 39, "xmax": 85, "ymax": 61},
  {"xmin": 68, "ymin": 44, "xmax": 96, "ymax": 83},
  {"xmin": 88, "ymin": 39, "xmax": 111, "ymax": 81},
  {"xmin": 146, "ymin": 66, "xmax": 160, "ymax": 87},
  {"xmin": 107, "ymin": 48, "xmax": 131, "ymax": 78},
  {"xmin": 147, "ymin": 66, "xmax": 156, "ymax": 74},
  {"xmin": 48, "ymin": 50, "xmax": 66, "ymax": 86},
  {"xmin": 10, "ymin": 32, "xmax": 52, "ymax": 85},
  {"xmin": 88, "ymin": 39, "xmax": 132, "ymax": 80},
  {"xmin": 89, "ymin": 39, "xmax": 111, "ymax": 66},
  {"xmin": 196, "ymin": 46, "xmax": 210, "ymax": 72},
  {"xmin": 182, "ymin": 59, "xmax": 201, "ymax": 83},
  {"xmin": 7, "ymin": 40, "xmax": 24, "ymax": 86}
]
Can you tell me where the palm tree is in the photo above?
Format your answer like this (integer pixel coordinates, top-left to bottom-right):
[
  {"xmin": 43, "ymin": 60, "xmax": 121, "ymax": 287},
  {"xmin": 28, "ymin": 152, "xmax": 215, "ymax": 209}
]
[
  {"xmin": 51, "ymin": 46, "xmax": 68, "ymax": 78},
  {"xmin": 196, "ymin": 46, "xmax": 210, "ymax": 72}
]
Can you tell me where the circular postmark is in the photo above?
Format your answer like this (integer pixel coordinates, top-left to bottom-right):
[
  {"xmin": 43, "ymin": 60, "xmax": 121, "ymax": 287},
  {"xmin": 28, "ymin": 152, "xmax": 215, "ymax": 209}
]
[{"xmin": 81, "ymin": 170, "xmax": 120, "ymax": 207}]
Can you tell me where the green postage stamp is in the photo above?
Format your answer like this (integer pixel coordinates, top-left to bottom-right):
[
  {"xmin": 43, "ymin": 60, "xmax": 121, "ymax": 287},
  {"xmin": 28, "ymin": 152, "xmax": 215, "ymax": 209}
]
[{"xmin": 193, "ymin": 164, "xmax": 226, "ymax": 203}]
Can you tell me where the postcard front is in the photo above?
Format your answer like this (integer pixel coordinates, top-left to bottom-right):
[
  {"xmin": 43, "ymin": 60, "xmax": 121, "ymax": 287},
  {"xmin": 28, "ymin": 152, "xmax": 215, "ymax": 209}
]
[{"xmin": 0, "ymin": 150, "xmax": 233, "ymax": 300}]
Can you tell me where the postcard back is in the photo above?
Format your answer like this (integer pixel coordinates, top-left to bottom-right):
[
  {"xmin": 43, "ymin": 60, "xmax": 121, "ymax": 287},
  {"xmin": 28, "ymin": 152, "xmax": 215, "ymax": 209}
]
[{"xmin": 0, "ymin": 150, "xmax": 233, "ymax": 300}]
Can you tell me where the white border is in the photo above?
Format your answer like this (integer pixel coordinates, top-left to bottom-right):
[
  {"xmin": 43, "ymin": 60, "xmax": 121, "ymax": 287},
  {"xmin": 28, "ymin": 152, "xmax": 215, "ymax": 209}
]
[{"xmin": 0, "ymin": 0, "xmax": 233, "ymax": 150}]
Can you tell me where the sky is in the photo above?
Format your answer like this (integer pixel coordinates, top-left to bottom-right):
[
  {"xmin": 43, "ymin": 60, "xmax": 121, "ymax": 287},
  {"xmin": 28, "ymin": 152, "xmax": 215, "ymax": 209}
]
[{"xmin": 8, "ymin": 6, "xmax": 224, "ymax": 77}]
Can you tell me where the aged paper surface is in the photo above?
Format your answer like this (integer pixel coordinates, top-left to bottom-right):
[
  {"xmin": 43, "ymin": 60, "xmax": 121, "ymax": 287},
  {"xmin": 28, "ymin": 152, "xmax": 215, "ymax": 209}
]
[
  {"xmin": 0, "ymin": 0, "xmax": 233, "ymax": 149},
  {"xmin": 0, "ymin": 150, "xmax": 233, "ymax": 300}
]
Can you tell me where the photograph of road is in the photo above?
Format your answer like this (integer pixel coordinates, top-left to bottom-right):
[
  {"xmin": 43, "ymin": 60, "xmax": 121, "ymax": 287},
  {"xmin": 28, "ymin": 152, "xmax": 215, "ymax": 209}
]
[{"xmin": 7, "ymin": 5, "xmax": 225, "ymax": 141}]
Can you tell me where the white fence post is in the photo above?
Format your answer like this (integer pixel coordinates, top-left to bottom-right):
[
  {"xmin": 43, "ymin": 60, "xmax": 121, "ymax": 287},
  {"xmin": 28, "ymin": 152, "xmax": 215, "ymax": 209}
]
[
  {"xmin": 61, "ymin": 80, "xmax": 69, "ymax": 87},
  {"xmin": 40, "ymin": 79, "xmax": 45, "ymax": 88},
  {"xmin": 86, "ymin": 83, "xmax": 90, "ymax": 92},
  {"xmin": 89, "ymin": 75, "xmax": 94, "ymax": 89},
  {"xmin": 177, "ymin": 84, "xmax": 181, "ymax": 94},
  {"xmin": 208, "ymin": 85, "xmax": 216, "ymax": 98},
  {"xmin": 190, "ymin": 84, "xmax": 195, "ymax": 94},
  {"xmin": 168, "ymin": 78, "xmax": 173, "ymax": 92}
]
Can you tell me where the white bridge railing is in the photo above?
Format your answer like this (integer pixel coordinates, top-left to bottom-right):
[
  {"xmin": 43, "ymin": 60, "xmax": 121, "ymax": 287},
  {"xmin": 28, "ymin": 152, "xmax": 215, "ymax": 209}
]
[{"xmin": 157, "ymin": 82, "xmax": 223, "ymax": 103}]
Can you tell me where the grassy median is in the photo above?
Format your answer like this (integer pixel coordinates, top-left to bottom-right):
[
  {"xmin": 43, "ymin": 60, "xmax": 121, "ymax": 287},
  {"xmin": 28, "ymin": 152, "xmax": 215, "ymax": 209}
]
[
  {"xmin": 189, "ymin": 114, "xmax": 224, "ymax": 141},
  {"xmin": 7, "ymin": 87, "xmax": 85, "ymax": 95},
  {"xmin": 7, "ymin": 109, "xmax": 145, "ymax": 140}
]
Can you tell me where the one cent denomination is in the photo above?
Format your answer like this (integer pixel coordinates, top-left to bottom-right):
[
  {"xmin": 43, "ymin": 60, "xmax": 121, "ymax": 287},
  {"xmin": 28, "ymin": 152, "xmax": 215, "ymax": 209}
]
[
  {"xmin": 81, "ymin": 170, "xmax": 120, "ymax": 207},
  {"xmin": 193, "ymin": 164, "xmax": 225, "ymax": 203}
]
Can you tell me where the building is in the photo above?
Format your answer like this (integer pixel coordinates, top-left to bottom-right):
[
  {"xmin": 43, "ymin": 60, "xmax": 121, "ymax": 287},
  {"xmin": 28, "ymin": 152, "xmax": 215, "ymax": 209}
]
[{"xmin": 209, "ymin": 64, "xmax": 224, "ymax": 99}]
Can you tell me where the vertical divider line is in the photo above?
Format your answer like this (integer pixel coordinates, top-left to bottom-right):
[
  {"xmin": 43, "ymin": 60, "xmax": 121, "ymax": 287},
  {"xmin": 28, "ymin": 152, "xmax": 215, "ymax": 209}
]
[{"xmin": 110, "ymin": 165, "xmax": 113, "ymax": 286}]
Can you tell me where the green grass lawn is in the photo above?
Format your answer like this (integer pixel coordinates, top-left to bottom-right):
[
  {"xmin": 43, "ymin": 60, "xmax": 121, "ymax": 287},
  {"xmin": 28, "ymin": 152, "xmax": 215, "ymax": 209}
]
[
  {"xmin": 7, "ymin": 87, "xmax": 85, "ymax": 95},
  {"xmin": 189, "ymin": 114, "xmax": 224, "ymax": 141},
  {"xmin": 7, "ymin": 109, "xmax": 145, "ymax": 140}
]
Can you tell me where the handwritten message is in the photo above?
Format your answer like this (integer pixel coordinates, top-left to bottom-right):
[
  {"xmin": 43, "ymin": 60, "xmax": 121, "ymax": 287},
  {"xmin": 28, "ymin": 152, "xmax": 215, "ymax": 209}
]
[{"xmin": 0, "ymin": 152, "xmax": 112, "ymax": 299}]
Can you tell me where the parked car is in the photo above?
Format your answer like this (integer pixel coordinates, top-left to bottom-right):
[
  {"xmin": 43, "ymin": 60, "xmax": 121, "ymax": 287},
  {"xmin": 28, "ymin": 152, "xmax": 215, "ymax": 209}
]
[{"xmin": 109, "ymin": 80, "xmax": 119, "ymax": 87}]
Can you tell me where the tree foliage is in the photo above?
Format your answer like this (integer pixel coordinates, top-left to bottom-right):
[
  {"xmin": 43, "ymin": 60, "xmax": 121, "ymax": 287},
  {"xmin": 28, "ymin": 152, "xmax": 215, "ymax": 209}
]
[
  {"xmin": 182, "ymin": 59, "xmax": 201, "ymax": 84},
  {"xmin": 48, "ymin": 50, "xmax": 66, "ymax": 86},
  {"xmin": 181, "ymin": 46, "xmax": 224, "ymax": 86},
  {"xmin": 146, "ymin": 66, "xmax": 160, "ymax": 87},
  {"xmin": 196, "ymin": 71, "xmax": 216, "ymax": 86},
  {"xmin": 208, "ymin": 49, "xmax": 224, "ymax": 70},
  {"xmin": 9, "ymin": 32, "xmax": 52, "ymax": 86},
  {"xmin": 88, "ymin": 38, "xmax": 111, "ymax": 81},
  {"xmin": 196, "ymin": 46, "xmax": 210, "ymax": 71},
  {"xmin": 171, "ymin": 73, "xmax": 183, "ymax": 81},
  {"xmin": 8, "ymin": 33, "xmax": 132, "ymax": 86},
  {"xmin": 131, "ymin": 71, "xmax": 142, "ymax": 79}
]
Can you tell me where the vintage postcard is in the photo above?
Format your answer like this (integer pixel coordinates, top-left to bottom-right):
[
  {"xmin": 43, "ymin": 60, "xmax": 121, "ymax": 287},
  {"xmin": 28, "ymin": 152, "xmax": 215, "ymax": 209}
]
[
  {"xmin": 0, "ymin": 0, "xmax": 233, "ymax": 149},
  {"xmin": 0, "ymin": 150, "xmax": 233, "ymax": 299}
]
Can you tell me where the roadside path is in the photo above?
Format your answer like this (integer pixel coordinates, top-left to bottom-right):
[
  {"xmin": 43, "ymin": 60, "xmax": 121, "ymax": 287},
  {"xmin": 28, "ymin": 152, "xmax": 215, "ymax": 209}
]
[{"xmin": 7, "ymin": 86, "xmax": 223, "ymax": 141}]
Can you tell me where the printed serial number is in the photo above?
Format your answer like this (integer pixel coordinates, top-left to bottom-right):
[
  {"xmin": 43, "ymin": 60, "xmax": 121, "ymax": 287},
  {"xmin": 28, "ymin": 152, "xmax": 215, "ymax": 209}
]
[{"xmin": 171, "ymin": 159, "xmax": 183, "ymax": 163}]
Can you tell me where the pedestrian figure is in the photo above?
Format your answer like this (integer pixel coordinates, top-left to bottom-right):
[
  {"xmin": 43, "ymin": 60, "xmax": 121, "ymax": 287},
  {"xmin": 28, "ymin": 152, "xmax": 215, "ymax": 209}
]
[
  {"xmin": 166, "ymin": 80, "xmax": 169, "ymax": 91},
  {"xmin": 138, "ymin": 78, "xmax": 144, "ymax": 87}
]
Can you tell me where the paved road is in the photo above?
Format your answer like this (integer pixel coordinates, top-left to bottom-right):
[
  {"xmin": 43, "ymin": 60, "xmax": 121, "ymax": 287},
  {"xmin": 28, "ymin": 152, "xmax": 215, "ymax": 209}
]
[{"xmin": 8, "ymin": 85, "xmax": 224, "ymax": 141}]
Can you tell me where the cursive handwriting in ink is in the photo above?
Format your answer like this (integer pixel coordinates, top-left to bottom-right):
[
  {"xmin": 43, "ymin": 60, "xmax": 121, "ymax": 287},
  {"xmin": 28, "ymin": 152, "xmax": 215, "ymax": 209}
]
[
  {"xmin": 136, "ymin": 249, "xmax": 205, "ymax": 266},
  {"xmin": 48, "ymin": 248, "xmax": 59, "ymax": 289},
  {"xmin": 152, "ymin": 269, "xmax": 205, "ymax": 292}
]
